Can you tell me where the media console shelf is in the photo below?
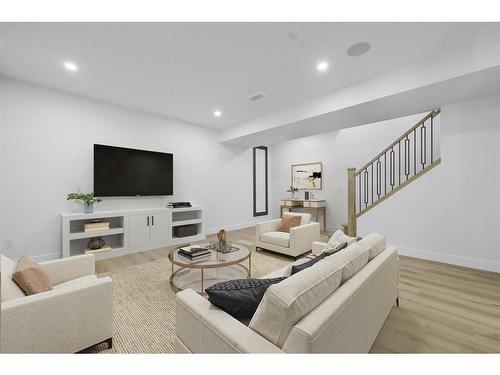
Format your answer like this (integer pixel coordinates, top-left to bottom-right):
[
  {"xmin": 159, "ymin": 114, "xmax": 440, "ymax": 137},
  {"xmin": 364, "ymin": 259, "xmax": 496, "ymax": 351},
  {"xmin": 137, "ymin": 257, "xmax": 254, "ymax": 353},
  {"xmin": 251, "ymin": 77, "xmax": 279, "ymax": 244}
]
[{"xmin": 61, "ymin": 206, "xmax": 205, "ymax": 260}]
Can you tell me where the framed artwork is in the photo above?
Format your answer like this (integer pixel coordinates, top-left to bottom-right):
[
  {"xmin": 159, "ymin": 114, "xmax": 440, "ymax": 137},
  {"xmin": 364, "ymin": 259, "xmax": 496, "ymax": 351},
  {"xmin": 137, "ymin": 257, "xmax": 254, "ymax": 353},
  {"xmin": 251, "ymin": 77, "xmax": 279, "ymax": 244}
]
[{"xmin": 291, "ymin": 162, "xmax": 322, "ymax": 190}]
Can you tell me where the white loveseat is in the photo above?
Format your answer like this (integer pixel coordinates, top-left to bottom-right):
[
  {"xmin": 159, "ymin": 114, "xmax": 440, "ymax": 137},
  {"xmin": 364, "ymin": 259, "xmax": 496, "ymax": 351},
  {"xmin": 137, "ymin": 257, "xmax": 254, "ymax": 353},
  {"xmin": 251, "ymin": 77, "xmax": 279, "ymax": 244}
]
[
  {"xmin": 0, "ymin": 254, "xmax": 113, "ymax": 353},
  {"xmin": 255, "ymin": 212, "xmax": 320, "ymax": 258},
  {"xmin": 175, "ymin": 234, "xmax": 399, "ymax": 353}
]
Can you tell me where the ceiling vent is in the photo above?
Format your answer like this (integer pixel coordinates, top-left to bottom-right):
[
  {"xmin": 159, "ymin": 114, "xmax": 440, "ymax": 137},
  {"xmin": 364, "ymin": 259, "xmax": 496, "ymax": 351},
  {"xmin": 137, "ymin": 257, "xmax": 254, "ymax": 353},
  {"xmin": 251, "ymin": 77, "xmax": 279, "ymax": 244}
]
[
  {"xmin": 246, "ymin": 92, "xmax": 267, "ymax": 103},
  {"xmin": 347, "ymin": 42, "xmax": 371, "ymax": 57}
]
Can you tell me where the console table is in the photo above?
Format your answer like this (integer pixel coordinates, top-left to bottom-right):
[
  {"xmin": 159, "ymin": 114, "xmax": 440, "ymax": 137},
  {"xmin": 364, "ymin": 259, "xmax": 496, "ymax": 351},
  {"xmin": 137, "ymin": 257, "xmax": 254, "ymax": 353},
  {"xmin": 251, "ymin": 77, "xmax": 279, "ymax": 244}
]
[{"xmin": 280, "ymin": 199, "xmax": 327, "ymax": 231}]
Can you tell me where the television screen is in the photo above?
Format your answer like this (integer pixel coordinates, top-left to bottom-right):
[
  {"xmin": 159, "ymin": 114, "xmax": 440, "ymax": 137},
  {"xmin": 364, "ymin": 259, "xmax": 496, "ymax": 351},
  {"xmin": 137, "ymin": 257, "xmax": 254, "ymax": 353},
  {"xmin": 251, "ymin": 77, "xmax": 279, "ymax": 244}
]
[{"xmin": 94, "ymin": 144, "xmax": 173, "ymax": 196}]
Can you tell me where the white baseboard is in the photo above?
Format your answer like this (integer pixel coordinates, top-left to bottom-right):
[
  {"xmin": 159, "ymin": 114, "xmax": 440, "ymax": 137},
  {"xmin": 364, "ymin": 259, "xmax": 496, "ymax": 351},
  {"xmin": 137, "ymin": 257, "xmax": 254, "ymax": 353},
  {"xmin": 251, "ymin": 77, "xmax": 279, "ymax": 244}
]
[{"xmin": 398, "ymin": 246, "xmax": 500, "ymax": 273}]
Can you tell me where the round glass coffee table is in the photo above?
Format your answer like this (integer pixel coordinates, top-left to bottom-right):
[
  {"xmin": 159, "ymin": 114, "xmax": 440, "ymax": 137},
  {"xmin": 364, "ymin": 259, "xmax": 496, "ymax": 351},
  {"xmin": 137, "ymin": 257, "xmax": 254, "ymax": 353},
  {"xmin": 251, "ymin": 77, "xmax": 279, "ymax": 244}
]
[{"xmin": 168, "ymin": 243, "xmax": 251, "ymax": 295}]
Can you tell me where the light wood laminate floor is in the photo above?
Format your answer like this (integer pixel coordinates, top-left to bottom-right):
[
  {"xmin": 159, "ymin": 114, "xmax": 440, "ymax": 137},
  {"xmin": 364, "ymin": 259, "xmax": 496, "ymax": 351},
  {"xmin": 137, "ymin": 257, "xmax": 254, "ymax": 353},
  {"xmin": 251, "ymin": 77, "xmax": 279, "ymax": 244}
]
[{"xmin": 96, "ymin": 227, "xmax": 500, "ymax": 353}]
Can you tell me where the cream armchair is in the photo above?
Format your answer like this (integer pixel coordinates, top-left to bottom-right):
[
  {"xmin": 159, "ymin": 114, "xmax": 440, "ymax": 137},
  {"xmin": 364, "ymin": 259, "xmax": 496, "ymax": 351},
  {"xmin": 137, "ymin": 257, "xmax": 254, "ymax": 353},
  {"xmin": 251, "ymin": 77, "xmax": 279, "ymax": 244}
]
[
  {"xmin": 1, "ymin": 254, "xmax": 113, "ymax": 353},
  {"xmin": 255, "ymin": 212, "xmax": 320, "ymax": 258}
]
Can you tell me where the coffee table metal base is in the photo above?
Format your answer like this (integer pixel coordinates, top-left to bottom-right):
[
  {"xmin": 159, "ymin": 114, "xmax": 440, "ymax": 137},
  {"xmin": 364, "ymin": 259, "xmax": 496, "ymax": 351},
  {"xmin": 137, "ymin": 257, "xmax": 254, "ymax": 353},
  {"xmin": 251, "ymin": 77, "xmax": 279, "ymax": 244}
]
[
  {"xmin": 170, "ymin": 263, "xmax": 250, "ymax": 295},
  {"xmin": 168, "ymin": 245, "xmax": 252, "ymax": 295}
]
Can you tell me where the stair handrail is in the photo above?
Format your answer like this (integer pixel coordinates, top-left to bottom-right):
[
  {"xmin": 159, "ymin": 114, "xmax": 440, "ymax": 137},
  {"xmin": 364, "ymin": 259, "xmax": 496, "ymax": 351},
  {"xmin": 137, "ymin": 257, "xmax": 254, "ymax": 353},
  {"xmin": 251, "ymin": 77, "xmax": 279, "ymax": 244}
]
[
  {"xmin": 346, "ymin": 109, "xmax": 441, "ymax": 236},
  {"xmin": 356, "ymin": 109, "xmax": 440, "ymax": 176}
]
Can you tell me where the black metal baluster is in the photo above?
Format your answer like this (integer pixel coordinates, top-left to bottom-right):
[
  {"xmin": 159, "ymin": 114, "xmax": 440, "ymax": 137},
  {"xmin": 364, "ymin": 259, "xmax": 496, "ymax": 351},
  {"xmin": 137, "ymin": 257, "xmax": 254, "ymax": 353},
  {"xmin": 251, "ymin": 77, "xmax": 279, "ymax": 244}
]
[
  {"xmin": 358, "ymin": 173, "xmax": 361, "ymax": 214},
  {"xmin": 430, "ymin": 114, "xmax": 434, "ymax": 163},
  {"xmin": 420, "ymin": 122, "xmax": 426, "ymax": 169},
  {"xmin": 364, "ymin": 169, "xmax": 369, "ymax": 208},
  {"xmin": 390, "ymin": 147, "xmax": 395, "ymax": 190},
  {"xmin": 371, "ymin": 163, "xmax": 374, "ymax": 204},
  {"xmin": 384, "ymin": 152, "xmax": 387, "ymax": 195},
  {"xmin": 413, "ymin": 128, "xmax": 416, "ymax": 176},
  {"xmin": 398, "ymin": 141, "xmax": 401, "ymax": 186},
  {"xmin": 404, "ymin": 136, "xmax": 410, "ymax": 180},
  {"xmin": 376, "ymin": 158, "xmax": 381, "ymax": 199}
]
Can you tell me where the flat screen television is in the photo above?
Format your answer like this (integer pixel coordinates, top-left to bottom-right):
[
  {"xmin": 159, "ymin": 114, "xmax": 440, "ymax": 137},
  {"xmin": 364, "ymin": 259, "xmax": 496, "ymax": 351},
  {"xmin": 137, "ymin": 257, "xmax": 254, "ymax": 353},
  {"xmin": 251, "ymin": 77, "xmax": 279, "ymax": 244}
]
[{"xmin": 94, "ymin": 144, "xmax": 173, "ymax": 197}]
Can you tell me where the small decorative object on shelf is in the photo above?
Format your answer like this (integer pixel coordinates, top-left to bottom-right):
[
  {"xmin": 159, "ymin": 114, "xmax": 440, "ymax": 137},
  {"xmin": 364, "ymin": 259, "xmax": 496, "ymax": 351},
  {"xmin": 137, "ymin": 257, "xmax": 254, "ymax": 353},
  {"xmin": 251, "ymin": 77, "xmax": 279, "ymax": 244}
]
[
  {"xmin": 286, "ymin": 186, "xmax": 299, "ymax": 198},
  {"xmin": 304, "ymin": 191, "xmax": 310, "ymax": 200},
  {"xmin": 167, "ymin": 201, "xmax": 192, "ymax": 208},
  {"xmin": 66, "ymin": 192, "xmax": 102, "ymax": 214},
  {"xmin": 87, "ymin": 237, "xmax": 105, "ymax": 250},
  {"xmin": 84, "ymin": 220, "xmax": 110, "ymax": 232}
]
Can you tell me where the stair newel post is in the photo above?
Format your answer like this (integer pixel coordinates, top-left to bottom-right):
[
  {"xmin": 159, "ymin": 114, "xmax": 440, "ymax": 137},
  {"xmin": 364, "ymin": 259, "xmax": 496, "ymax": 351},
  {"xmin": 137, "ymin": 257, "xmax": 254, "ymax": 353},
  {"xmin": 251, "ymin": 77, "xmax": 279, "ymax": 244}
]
[{"xmin": 347, "ymin": 167, "xmax": 357, "ymax": 237}]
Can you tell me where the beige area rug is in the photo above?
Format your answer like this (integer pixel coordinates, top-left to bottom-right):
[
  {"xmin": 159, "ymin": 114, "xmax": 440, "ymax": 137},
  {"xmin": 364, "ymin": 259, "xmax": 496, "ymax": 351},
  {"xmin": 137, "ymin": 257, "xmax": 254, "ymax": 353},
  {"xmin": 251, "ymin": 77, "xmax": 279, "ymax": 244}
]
[{"xmin": 89, "ymin": 246, "xmax": 290, "ymax": 353}]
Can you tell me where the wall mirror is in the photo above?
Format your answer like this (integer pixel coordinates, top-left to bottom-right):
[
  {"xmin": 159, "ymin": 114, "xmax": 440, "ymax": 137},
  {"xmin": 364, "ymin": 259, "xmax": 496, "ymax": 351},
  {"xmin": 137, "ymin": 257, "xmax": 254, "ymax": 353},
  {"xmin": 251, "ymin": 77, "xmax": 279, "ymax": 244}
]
[{"xmin": 253, "ymin": 146, "xmax": 268, "ymax": 216}]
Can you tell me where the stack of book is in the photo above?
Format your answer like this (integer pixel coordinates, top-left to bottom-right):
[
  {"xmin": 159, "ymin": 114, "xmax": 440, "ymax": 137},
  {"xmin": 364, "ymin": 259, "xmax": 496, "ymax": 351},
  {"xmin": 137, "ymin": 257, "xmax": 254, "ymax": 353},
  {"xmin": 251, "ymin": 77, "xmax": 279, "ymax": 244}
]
[
  {"xmin": 84, "ymin": 221, "xmax": 110, "ymax": 232},
  {"xmin": 178, "ymin": 245, "xmax": 211, "ymax": 260}
]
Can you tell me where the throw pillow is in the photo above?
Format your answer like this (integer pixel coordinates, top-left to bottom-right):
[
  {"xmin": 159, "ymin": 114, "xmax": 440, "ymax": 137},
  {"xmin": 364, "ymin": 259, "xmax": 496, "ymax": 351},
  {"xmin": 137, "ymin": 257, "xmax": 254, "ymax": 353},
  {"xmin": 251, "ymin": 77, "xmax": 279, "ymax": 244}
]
[
  {"xmin": 0, "ymin": 255, "xmax": 26, "ymax": 301},
  {"xmin": 276, "ymin": 215, "xmax": 302, "ymax": 233},
  {"xmin": 290, "ymin": 253, "xmax": 327, "ymax": 275},
  {"xmin": 205, "ymin": 277, "xmax": 286, "ymax": 320},
  {"xmin": 327, "ymin": 229, "xmax": 358, "ymax": 248},
  {"xmin": 12, "ymin": 256, "xmax": 53, "ymax": 296}
]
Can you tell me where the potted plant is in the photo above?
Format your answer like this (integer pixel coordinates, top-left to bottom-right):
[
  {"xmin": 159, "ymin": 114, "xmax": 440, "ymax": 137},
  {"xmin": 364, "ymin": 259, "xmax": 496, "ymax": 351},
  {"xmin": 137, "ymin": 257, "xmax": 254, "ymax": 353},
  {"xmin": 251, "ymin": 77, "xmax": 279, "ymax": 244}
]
[
  {"xmin": 286, "ymin": 186, "xmax": 299, "ymax": 198},
  {"xmin": 67, "ymin": 192, "xmax": 102, "ymax": 214}
]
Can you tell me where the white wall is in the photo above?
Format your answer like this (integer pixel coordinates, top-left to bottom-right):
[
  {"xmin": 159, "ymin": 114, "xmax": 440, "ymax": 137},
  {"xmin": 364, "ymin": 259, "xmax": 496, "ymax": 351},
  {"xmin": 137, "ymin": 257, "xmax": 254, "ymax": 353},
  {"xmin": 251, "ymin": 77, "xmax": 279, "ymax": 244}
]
[
  {"xmin": 359, "ymin": 95, "xmax": 500, "ymax": 272},
  {"xmin": 0, "ymin": 77, "xmax": 268, "ymax": 260},
  {"xmin": 269, "ymin": 112, "xmax": 427, "ymax": 230},
  {"xmin": 0, "ymin": 84, "xmax": 4, "ymax": 249}
]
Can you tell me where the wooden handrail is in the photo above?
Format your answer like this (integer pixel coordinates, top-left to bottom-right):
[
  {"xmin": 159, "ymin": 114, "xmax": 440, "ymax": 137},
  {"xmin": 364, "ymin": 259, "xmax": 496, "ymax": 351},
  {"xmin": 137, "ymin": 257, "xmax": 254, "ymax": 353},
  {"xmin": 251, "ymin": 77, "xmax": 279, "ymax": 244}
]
[{"xmin": 355, "ymin": 109, "xmax": 440, "ymax": 176}]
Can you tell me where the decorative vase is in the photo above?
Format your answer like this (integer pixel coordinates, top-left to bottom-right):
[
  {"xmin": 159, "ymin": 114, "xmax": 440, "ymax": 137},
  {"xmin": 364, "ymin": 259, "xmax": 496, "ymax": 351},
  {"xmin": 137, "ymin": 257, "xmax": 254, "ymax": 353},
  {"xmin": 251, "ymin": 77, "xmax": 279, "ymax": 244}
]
[
  {"xmin": 217, "ymin": 229, "xmax": 226, "ymax": 246},
  {"xmin": 84, "ymin": 202, "xmax": 94, "ymax": 214},
  {"xmin": 87, "ymin": 237, "xmax": 105, "ymax": 250}
]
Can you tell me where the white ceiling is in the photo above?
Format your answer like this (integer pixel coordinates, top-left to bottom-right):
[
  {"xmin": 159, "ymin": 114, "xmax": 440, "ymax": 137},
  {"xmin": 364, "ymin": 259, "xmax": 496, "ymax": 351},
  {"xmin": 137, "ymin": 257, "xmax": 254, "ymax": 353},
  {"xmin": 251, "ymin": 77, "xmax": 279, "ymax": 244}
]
[{"xmin": 0, "ymin": 23, "xmax": 462, "ymax": 129}]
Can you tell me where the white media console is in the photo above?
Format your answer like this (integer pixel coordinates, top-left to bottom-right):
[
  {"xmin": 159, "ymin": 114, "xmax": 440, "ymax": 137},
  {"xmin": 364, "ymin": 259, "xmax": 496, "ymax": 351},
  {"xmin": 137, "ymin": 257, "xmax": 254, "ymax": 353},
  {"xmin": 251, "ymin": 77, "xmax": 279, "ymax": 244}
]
[{"xmin": 61, "ymin": 206, "xmax": 205, "ymax": 260}]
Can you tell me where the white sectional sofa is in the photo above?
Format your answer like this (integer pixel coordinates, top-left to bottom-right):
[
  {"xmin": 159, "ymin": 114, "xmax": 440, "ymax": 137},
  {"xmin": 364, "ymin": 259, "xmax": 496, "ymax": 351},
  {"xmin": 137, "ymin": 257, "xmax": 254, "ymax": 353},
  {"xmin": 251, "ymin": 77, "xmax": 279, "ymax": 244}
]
[{"xmin": 175, "ymin": 234, "xmax": 399, "ymax": 353}]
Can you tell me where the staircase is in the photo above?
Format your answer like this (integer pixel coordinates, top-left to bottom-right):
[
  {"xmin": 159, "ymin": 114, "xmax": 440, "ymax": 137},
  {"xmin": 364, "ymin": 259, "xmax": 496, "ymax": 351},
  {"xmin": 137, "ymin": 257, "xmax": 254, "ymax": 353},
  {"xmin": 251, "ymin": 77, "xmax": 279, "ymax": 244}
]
[{"xmin": 347, "ymin": 110, "xmax": 441, "ymax": 236}]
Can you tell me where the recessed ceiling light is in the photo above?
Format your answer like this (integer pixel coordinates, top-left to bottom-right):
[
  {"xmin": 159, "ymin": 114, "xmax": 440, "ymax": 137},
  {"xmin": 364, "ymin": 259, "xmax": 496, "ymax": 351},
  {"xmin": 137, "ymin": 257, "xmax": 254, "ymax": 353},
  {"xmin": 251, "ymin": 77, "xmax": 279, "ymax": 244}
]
[
  {"xmin": 347, "ymin": 42, "xmax": 371, "ymax": 57},
  {"xmin": 63, "ymin": 61, "xmax": 79, "ymax": 72},
  {"xmin": 316, "ymin": 61, "xmax": 329, "ymax": 72},
  {"xmin": 213, "ymin": 110, "xmax": 222, "ymax": 118}
]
